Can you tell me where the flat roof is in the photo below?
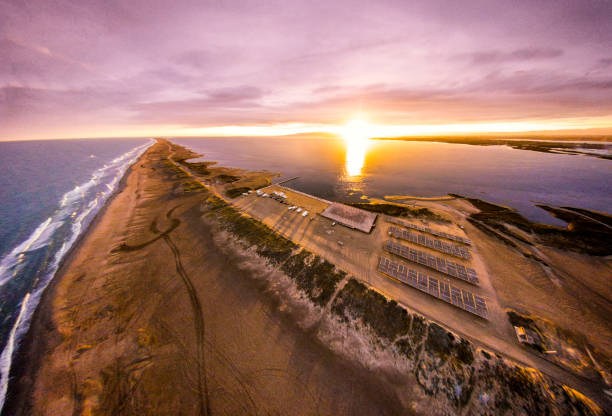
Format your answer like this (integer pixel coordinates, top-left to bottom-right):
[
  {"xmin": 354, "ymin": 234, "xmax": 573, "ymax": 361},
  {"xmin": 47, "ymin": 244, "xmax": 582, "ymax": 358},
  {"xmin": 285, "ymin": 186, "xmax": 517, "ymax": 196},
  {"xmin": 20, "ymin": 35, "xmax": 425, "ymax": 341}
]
[{"xmin": 320, "ymin": 203, "xmax": 377, "ymax": 233}]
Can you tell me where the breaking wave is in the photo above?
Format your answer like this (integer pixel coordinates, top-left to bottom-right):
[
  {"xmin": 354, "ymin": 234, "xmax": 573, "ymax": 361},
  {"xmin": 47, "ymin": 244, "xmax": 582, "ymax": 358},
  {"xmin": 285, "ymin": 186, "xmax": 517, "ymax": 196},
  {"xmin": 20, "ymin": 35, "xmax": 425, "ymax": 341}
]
[{"xmin": 0, "ymin": 139, "xmax": 153, "ymax": 412}]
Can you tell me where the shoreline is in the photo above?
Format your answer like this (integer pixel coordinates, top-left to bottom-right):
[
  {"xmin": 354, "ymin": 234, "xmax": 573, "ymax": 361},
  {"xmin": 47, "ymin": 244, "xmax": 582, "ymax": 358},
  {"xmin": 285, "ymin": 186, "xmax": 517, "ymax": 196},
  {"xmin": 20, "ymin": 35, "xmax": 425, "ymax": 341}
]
[
  {"xmin": 1, "ymin": 147, "xmax": 143, "ymax": 416},
  {"xmin": 172, "ymin": 140, "xmax": 610, "ymax": 411},
  {"xmin": 4, "ymin": 138, "xmax": 609, "ymax": 415},
  {"xmin": 369, "ymin": 136, "xmax": 611, "ymax": 160},
  {"xmin": 168, "ymin": 142, "xmax": 610, "ymax": 413},
  {"xmin": 6, "ymin": 139, "xmax": 409, "ymax": 414},
  {"xmin": 169, "ymin": 136, "xmax": 612, "ymax": 225}
]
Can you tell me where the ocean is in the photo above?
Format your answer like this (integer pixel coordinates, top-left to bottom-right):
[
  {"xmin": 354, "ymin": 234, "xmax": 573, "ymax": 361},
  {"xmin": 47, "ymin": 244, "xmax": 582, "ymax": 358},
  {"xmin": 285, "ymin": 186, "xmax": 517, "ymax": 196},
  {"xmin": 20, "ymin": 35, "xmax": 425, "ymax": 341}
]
[
  {"xmin": 0, "ymin": 138, "xmax": 152, "ymax": 410},
  {"xmin": 0, "ymin": 136, "xmax": 610, "ymax": 411}
]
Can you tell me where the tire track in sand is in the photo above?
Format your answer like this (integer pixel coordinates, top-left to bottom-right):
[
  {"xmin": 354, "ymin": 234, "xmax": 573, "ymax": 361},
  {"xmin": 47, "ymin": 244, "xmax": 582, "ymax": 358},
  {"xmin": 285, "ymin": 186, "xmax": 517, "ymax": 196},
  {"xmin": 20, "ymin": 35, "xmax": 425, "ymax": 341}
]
[
  {"xmin": 113, "ymin": 197, "xmax": 211, "ymax": 415},
  {"xmin": 162, "ymin": 224, "xmax": 211, "ymax": 416}
]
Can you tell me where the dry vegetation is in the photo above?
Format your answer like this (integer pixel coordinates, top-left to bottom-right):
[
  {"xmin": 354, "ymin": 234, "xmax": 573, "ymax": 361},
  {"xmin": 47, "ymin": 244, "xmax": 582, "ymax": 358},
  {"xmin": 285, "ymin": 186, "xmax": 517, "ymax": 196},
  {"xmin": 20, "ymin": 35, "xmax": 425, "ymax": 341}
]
[
  {"xmin": 453, "ymin": 194, "xmax": 612, "ymax": 256},
  {"xmin": 166, "ymin": 139, "xmax": 607, "ymax": 414},
  {"xmin": 348, "ymin": 202, "xmax": 450, "ymax": 223},
  {"xmin": 199, "ymin": 188, "xmax": 602, "ymax": 415}
]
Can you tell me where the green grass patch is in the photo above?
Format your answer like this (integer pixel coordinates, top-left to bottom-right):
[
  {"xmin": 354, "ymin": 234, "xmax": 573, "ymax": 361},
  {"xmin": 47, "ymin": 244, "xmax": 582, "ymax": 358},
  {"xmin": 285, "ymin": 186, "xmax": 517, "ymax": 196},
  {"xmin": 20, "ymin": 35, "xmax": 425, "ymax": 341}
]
[
  {"xmin": 204, "ymin": 195, "xmax": 296, "ymax": 265},
  {"xmin": 225, "ymin": 187, "xmax": 251, "ymax": 198},
  {"xmin": 181, "ymin": 180, "xmax": 206, "ymax": 193},
  {"xmin": 215, "ymin": 174, "xmax": 240, "ymax": 183},
  {"xmin": 163, "ymin": 161, "xmax": 189, "ymax": 178},
  {"xmin": 178, "ymin": 160, "xmax": 211, "ymax": 176}
]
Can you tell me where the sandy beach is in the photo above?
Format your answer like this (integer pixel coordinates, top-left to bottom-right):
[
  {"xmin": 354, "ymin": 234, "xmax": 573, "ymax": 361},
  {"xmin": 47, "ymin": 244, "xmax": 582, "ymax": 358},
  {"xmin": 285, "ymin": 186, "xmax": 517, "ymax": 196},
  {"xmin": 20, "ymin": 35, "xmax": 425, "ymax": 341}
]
[
  {"xmin": 3, "ymin": 139, "xmax": 411, "ymax": 415},
  {"xmin": 3, "ymin": 138, "xmax": 609, "ymax": 415},
  {"xmin": 4, "ymin": 2, "xmax": 612, "ymax": 414}
]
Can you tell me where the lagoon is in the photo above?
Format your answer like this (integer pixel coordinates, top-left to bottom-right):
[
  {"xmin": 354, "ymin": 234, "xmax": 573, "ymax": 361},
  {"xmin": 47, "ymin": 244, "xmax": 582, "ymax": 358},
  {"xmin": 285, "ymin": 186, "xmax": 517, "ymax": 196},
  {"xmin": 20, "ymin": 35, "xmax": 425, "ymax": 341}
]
[{"xmin": 172, "ymin": 136, "xmax": 612, "ymax": 225}]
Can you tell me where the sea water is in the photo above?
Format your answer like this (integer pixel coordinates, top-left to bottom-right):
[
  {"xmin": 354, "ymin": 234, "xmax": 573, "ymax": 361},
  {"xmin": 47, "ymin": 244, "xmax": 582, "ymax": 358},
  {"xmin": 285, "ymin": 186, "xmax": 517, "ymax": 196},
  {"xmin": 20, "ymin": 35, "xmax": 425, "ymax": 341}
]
[
  {"xmin": 0, "ymin": 136, "xmax": 610, "ymax": 411},
  {"xmin": 0, "ymin": 138, "xmax": 152, "ymax": 410}
]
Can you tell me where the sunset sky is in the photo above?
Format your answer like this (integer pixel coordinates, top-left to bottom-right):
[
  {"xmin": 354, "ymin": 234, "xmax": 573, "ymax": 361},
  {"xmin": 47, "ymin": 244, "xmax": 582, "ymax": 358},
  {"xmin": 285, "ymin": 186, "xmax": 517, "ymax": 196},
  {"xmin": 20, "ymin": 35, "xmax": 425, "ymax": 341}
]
[{"xmin": 1, "ymin": 0, "xmax": 612, "ymax": 140}]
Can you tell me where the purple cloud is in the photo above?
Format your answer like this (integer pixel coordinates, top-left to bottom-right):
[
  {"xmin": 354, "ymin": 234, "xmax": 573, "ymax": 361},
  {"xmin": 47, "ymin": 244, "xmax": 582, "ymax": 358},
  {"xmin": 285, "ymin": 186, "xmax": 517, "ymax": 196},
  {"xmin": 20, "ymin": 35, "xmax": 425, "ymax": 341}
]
[
  {"xmin": 1, "ymin": 0, "xmax": 612, "ymax": 139},
  {"xmin": 457, "ymin": 48, "xmax": 564, "ymax": 64}
]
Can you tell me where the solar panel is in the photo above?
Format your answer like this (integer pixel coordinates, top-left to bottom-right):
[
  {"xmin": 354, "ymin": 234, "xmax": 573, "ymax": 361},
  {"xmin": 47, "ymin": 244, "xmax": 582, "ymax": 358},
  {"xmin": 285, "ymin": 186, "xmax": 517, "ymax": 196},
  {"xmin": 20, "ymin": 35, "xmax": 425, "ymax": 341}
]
[
  {"xmin": 377, "ymin": 256, "xmax": 488, "ymax": 319},
  {"xmin": 388, "ymin": 226, "xmax": 472, "ymax": 259},
  {"xmin": 428, "ymin": 277, "xmax": 440, "ymax": 297},
  {"xmin": 427, "ymin": 256, "xmax": 437, "ymax": 268},
  {"xmin": 387, "ymin": 218, "xmax": 472, "ymax": 245},
  {"xmin": 474, "ymin": 295, "xmax": 488, "ymax": 318},
  {"xmin": 417, "ymin": 273, "xmax": 428, "ymax": 290},
  {"xmin": 463, "ymin": 291, "xmax": 476, "ymax": 312},
  {"xmin": 450, "ymin": 287, "xmax": 463, "ymax": 307},
  {"xmin": 439, "ymin": 281, "xmax": 451, "ymax": 302},
  {"xmin": 382, "ymin": 240, "xmax": 479, "ymax": 285},
  {"xmin": 408, "ymin": 269, "xmax": 418, "ymax": 286}
]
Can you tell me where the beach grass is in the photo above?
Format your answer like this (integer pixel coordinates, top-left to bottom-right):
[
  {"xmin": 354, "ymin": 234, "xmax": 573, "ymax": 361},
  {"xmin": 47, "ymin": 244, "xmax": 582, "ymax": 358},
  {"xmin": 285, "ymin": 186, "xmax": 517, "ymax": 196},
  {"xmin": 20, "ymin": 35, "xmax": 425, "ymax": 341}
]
[{"xmin": 348, "ymin": 202, "xmax": 450, "ymax": 223}]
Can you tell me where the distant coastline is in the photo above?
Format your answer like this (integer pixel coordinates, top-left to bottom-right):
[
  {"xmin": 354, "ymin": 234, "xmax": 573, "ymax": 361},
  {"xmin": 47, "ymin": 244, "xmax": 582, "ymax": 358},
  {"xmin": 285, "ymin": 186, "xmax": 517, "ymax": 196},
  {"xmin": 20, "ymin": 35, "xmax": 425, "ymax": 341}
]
[
  {"xmin": 4, "ymin": 139, "xmax": 609, "ymax": 415},
  {"xmin": 370, "ymin": 136, "xmax": 611, "ymax": 160}
]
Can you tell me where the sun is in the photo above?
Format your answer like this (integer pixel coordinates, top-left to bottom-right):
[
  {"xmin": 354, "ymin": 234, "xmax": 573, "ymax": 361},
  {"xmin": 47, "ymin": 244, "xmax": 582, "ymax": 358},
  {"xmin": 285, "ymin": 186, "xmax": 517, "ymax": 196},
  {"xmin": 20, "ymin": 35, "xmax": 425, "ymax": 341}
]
[{"xmin": 341, "ymin": 118, "xmax": 375, "ymax": 143}]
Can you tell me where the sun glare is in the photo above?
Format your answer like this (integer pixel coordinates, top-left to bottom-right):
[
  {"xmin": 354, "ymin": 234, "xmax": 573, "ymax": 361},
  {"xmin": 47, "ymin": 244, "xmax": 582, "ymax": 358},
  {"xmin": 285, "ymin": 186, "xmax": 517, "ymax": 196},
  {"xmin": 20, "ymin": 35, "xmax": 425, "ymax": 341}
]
[
  {"xmin": 342, "ymin": 118, "xmax": 375, "ymax": 177},
  {"xmin": 341, "ymin": 118, "xmax": 375, "ymax": 143}
]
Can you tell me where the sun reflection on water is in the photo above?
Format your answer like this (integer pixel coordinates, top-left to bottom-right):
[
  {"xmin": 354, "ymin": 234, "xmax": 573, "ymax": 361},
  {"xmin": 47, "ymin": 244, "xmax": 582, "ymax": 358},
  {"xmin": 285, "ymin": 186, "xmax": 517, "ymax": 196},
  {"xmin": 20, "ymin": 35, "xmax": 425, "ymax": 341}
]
[
  {"xmin": 344, "ymin": 138, "xmax": 370, "ymax": 177},
  {"xmin": 342, "ymin": 119, "xmax": 373, "ymax": 177}
]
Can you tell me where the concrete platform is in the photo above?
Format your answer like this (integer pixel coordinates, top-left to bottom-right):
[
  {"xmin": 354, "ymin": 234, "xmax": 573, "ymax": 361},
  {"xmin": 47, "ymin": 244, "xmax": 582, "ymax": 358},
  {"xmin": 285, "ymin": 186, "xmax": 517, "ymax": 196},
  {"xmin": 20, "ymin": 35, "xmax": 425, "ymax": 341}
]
[{"xmin": 320, "ymin": 202, "xmax": 377, "ymax": 233}]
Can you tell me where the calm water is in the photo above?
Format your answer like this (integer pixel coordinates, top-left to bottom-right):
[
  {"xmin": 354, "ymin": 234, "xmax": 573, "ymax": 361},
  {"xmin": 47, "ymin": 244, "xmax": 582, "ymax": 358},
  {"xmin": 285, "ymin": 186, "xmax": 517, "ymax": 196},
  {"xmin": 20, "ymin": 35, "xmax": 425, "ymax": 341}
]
[
  {"xmin": 172, "ymin": 137, "xmax": 612, "ymax": 225},
  {"xmin": 0, "ymin": 136, "xmax": 609, "ymax": 412},
  {"xmin": 0, "ymin": 138, "xmax": 151, "ymax": 410}
]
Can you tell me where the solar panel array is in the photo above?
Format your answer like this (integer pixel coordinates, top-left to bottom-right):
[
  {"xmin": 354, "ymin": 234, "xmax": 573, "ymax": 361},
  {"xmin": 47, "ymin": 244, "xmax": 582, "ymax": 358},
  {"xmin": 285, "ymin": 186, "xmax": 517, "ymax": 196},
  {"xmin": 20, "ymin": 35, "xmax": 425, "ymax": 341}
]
[
  {"xmin": 383, "ymin": 240, "xmax": 479, "ymax": 285},
  {"xmin": 389, "ymin": 226, "xmax": 471, "ymax": 260},
  {"xmin": 378, "ymin": 257, "xmax": 488, "ymax": 319},
  {"xmin": 387, "ymin": 218, "xmax": 471, "ymax": 245}
]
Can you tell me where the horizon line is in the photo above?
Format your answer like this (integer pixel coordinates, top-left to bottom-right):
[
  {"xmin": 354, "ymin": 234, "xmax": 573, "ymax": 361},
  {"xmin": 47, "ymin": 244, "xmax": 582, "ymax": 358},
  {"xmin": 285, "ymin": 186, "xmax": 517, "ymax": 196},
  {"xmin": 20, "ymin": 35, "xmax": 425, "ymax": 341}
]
[{"xmin": 2, "ymin": 130, "xmax": 612, "ymax": 143}]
